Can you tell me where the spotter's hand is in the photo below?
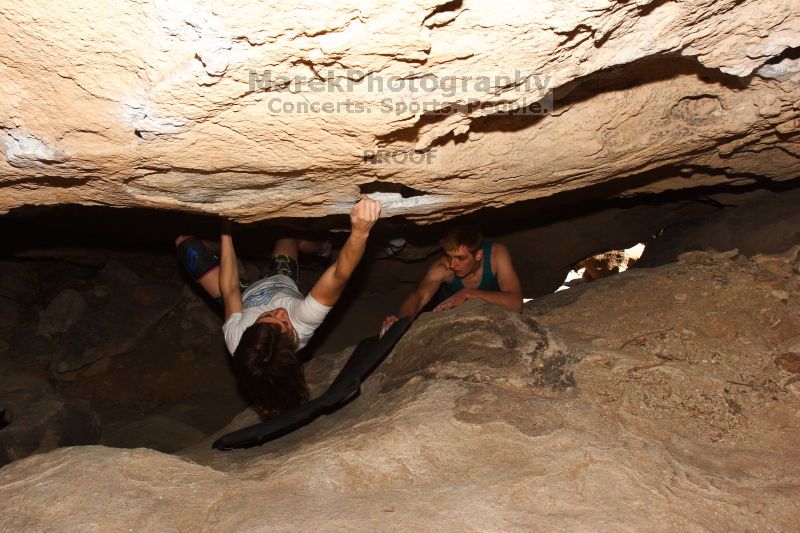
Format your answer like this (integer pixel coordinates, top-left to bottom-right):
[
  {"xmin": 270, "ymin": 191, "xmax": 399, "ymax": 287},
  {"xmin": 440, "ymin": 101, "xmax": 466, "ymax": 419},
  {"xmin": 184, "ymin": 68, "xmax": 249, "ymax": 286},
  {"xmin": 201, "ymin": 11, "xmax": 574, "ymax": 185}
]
[
  {"xmin": 380, "ymin": 315, "xmax": 399, "ymax": 337},
  {"xmin": 433, "ymin": 288, "xmax": 472, "ymax": 312}
]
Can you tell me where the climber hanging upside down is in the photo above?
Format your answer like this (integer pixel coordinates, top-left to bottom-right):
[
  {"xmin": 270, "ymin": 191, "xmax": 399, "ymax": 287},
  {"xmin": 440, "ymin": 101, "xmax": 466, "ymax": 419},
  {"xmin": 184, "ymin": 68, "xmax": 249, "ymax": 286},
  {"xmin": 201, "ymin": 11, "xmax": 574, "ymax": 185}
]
[{"xmin": 176, "ymin": 197, "xmax": 382, "ymax": 419}]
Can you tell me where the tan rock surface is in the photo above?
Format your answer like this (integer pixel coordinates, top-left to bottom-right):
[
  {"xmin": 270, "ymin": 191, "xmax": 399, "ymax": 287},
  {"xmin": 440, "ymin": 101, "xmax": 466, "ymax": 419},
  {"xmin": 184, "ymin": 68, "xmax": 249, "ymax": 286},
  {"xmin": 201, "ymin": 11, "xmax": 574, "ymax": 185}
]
[
  {"xmin": 2, "ymin": 1, "xmax": 799, "ymax": 221},
  {"xmin": 1, "ymin": 250, "xmax": 799, "ymax": 531}
]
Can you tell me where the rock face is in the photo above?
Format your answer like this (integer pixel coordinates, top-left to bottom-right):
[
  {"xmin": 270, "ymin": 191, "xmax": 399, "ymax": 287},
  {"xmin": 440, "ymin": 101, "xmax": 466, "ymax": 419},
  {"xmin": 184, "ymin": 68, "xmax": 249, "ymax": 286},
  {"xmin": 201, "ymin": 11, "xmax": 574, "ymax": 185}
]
[
  {"xmin": 1, "ymin": 249, "xmax": 798, "ymax": 530},
  {"xmin": 0, "ymin": 362, "xmax": 101, "ymax": 466},
  {"xmin": 37, "ymin": 288, "xmax": 88, "ymax": 338},
  {"xmin": 52, "ymin": 283, "xmax": 180, "ymax": 375},
  {"xmin": 1, "ymin": 1, "xmax": 799, "ymax": 222},
  {"xmin": 0, "ymin": 253, "xmax": 248, "ymax": 465}
]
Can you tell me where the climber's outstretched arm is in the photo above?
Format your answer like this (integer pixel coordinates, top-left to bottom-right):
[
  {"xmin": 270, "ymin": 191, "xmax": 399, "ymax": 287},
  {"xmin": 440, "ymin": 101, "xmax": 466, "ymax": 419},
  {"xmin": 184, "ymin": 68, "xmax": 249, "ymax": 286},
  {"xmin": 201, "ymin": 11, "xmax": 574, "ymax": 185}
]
[
  {"xmin": 219, "ymin": 221, "xmax": 243, "ymax": 319},
  {"xmin": 310, "ymin": 197, "xmax": 381, "ymax": 306}
]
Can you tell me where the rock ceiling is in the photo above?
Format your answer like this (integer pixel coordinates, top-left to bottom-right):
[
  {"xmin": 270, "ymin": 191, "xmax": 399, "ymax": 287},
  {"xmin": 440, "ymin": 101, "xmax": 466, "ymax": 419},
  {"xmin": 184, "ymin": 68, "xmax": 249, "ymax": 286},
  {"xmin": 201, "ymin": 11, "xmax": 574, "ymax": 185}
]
[{"xmin": 1, "ymin": 0, "xmax": 799, "ymax": 222}]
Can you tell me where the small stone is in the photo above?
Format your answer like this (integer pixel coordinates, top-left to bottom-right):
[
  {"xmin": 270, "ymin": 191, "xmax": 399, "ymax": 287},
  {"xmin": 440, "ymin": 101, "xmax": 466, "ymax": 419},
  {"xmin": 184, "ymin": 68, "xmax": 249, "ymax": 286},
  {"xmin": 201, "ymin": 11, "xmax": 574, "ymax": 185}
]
[
  {"xmin": 775, "ymin": 352, "xmax": 800, "ymax": 373},
  {"xmin": 758, "ymin": 259, "xmax": 795, "ymax": 278},
  {"xmin": 38, "ymin": 289, "xmax": 88, "ymax": 337},
  {"xmin": 91, "ymin": 285, "xmax": 112, "ymax": 299},
  {"xmin": 406, "ymin": 375, "xmax": 423, "ymax": 386},
  {"xmin": 590, "ymin": 338, "xmax": 610, "ymax": 348},
  {"xmin": 674, "ymin": 293, "xmax": 688, "ymax": 303},
  {"xmin": 780, "ymin": 244, "xmax": 800, "ymax": 263},
  {"xmin": 711, "ymin": 249, "xmax": 739, "ymax": 261},
  {"xmin": 771, "ymin": 290, "xmax": 790, "ymax": 301},
  {"xmin": 754, "ymin": 254, "xmax": 779, "ymax": 265},
  {"xmin": 788, "ymin": 381, "xmax": 800, "ymax": 401},
  {"xmin": 677, "ymin": 251, "xmax": 710, "ymax": 265}
]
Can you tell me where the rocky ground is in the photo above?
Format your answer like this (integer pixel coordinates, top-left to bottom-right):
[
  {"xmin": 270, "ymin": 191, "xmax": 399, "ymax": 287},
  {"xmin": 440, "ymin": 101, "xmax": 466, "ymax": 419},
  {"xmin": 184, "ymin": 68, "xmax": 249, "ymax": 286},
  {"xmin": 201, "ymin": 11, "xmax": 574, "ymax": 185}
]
[{"xmin": 1, "ymin": 246, "xmax": 798, "ymax": 531}]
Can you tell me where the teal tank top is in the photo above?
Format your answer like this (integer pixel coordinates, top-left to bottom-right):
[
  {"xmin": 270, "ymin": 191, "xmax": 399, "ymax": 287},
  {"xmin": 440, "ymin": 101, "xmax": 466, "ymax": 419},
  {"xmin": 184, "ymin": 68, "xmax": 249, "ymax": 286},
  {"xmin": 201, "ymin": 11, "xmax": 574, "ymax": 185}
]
[{"xmin": 435, "ymin": 241, "xmax": 500, "ymax": 303}]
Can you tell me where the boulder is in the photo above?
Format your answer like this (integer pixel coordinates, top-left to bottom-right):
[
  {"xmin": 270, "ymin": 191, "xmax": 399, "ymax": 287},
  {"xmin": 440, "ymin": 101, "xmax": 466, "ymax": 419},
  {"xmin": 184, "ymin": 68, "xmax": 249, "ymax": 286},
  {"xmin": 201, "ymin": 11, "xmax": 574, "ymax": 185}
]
[
  {"xmin": 51, "ymin": 284, "xmax": 180, "ymax": 376},
  {"xmin": 37, "ymin": 288, "xmax": 88, "ymax": 337},
  {"xmin": 98, "ymin": 259, "xmax": 142, "ymax": 286},
  {"xmin": 775, "ymin": 352, "xmax": 800, "ymax": 374},
  {"xmin": 0, "ymin": 447, "xmax": 235, "ymax": 531}
]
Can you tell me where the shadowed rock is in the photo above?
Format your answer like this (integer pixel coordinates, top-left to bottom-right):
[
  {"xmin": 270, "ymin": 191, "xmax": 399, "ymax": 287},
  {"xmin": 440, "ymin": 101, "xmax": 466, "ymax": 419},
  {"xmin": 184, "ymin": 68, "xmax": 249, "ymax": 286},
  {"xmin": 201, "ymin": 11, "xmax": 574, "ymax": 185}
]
[
  {"xmin": 37, "ymin": 288, "xmax": 88, "ymax": 338},
  {"xmin": 52, "ymin": 284, "xmax": 180, "ymax": 375},
  {"xmin": 0, "ymin": 364, "xmax": 100, "ymax": 466}
]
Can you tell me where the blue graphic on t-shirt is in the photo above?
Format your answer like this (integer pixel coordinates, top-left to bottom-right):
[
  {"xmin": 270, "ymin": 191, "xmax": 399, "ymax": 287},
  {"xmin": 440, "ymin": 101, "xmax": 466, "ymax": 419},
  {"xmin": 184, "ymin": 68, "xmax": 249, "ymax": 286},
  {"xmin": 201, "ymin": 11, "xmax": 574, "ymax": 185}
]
[{"xmin": 243, "ymin": 284, "xmax": 281, "ymax": 309}]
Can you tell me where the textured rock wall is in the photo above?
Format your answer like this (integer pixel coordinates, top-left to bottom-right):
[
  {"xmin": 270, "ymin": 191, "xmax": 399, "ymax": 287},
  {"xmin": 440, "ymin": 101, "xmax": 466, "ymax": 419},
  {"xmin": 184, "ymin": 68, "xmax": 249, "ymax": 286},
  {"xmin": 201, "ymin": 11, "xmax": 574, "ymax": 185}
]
[
  {"xmin": 1, "ymin": 0, "xmax": 799, "ymax": 221},
  {"xmin": 1, "ymin": 249, "xmax": 799, "ymax": 530}
]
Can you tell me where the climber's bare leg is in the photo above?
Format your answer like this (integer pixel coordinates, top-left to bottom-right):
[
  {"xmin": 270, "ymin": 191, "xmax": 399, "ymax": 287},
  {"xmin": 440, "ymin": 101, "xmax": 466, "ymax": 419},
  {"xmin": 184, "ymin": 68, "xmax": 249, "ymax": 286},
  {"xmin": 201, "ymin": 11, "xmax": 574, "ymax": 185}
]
[
  {"xmin": 175, "ymin": 235, "xmax": 221, "ymax": 298},
  {"xmin": 272, "ymin": 238, "xmax": 300, "ymax": 262},
  {"xmin": 298, "ymin": 239, "xmax": 330, "ymax": 255}
]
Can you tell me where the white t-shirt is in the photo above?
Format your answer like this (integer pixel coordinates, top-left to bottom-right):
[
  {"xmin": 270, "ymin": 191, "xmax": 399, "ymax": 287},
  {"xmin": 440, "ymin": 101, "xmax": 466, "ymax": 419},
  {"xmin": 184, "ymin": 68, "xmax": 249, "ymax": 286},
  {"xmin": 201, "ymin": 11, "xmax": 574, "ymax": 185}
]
[{"xmin": 222, "ymin": 274, "xmax": 331, "ymax": 355}]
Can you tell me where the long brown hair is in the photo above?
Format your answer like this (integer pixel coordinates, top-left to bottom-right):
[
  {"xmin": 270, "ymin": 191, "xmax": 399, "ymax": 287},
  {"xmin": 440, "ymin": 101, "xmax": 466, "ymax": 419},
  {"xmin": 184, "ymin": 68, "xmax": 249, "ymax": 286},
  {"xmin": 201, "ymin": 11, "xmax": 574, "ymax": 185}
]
[{"xmin": 232, "ymin": 322, "xmax": 308, "ymax": 419}]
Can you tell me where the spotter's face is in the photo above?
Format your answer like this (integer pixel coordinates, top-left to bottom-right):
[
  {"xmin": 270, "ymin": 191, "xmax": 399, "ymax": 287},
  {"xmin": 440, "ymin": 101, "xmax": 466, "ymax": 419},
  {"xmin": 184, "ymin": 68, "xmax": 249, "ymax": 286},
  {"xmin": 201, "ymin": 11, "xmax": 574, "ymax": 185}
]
[{"xmin": 444, "ymin": 245, "xmax": 482, "ymax": 278}]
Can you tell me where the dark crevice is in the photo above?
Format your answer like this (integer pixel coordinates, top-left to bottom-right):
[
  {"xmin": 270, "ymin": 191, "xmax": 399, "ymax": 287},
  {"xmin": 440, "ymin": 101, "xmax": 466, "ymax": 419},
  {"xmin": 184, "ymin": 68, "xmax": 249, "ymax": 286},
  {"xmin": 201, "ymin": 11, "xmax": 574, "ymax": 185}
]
[
  {"xmin": 6, "ymin": 170, "xmax": 798, "ymax": 255},
  {"xmin": 1, "ymin": 176, "xmax": 92, "ymax": 188},
  {"xmin": 441, "ymin": 173, "xmax": 800, "ymax": 236},
  {"xmin": 636, "ymin": 0, "xmax": 671, "ymax": 17},
  {"xmin": 556, "ymin": 24, "xmax": 594, "ymax": 47},
  {"xmin": 571, "ymin": 51, "xmax": 745, "ymax": 96},
  {"xmin": 422, "ymin": 0, "xmax": 463, "ymax": 27},
  {"xmin": 386, "ymin": 53, "xmax": 751, "ymax": 150},
  {"xmin": 359, "ymin": 181, "xmax": 428, "ymax": 198},
  {"xmin": 593, "ymin": 26, "xmax": 617, "ymax": 48},
  {"xmin": 375, "ymin": 113, "xmax": 451, "ymax": 147},
  {"xmin": 763, "ymin": 45, "xmax": 800, "ymax": 64}
]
